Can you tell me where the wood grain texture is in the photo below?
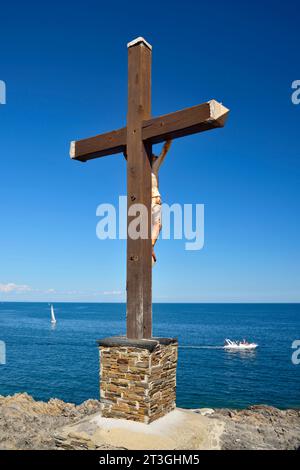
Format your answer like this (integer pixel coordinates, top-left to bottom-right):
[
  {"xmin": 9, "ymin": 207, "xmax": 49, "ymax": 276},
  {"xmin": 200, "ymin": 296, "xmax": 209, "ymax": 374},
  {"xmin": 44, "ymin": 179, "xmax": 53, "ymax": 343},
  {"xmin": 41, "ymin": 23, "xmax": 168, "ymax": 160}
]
[
  {"xmin": 142, "ymin": 101, "xmax": 229, "ymax": 144},
  {"xmin": 126, "ymin": 42, "xmax": 152, "ymax": 339},
  {"xmin": 69, "ymin": 39, "xmax": 230, "ymax": 342},
  {"xmin": 70, "ymin": 127, "xmax": 126, "ymax": 162}
]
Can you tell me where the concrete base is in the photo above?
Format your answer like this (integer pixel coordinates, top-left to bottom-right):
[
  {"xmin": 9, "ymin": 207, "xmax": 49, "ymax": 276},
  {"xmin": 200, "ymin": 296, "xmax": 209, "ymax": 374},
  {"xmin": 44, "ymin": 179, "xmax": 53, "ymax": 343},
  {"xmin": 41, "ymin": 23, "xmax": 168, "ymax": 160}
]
[{"xmin": 54, "ymin": 408, "xmax": 224, "ymax": 450}]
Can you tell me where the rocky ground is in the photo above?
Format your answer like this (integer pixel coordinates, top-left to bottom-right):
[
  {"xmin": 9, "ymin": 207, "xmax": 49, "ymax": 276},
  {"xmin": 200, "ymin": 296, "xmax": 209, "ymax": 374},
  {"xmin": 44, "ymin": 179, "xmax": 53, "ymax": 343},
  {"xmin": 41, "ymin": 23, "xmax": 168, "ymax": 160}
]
[
  {"xmin": 0, "ymin": 393, "xmax": 299, "ymax": 450},
  {"xmin": 196, "ymin": 406, "xmax": 300, "ymax": 450},
  {"xmin": 0, "ymin": 393, "xmax": 102, "ymax": 450}
]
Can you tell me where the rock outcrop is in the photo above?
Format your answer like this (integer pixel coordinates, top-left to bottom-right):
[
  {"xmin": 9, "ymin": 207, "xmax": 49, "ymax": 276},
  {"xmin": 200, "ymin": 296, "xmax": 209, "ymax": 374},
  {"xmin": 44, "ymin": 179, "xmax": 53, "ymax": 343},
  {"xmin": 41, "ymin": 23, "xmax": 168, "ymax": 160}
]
[
  {"xmin": 0, "ymin": 393, "xmax": 101, "ymax": 450},
  {"xmin": 204, "ymin": 406, "xmax": 300, "ymax": 450},
  {"xmin": 0, "ymin": 393, "xmax": 299, "ymax": 450}
]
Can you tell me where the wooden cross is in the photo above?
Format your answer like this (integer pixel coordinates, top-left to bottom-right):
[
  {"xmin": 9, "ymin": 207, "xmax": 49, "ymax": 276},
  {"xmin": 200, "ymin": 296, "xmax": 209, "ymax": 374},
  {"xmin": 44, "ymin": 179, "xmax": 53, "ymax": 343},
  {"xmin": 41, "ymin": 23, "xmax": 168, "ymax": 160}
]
[{"xmin": 70, "ymin": 37, "xmax": 229, "ymax": 340}]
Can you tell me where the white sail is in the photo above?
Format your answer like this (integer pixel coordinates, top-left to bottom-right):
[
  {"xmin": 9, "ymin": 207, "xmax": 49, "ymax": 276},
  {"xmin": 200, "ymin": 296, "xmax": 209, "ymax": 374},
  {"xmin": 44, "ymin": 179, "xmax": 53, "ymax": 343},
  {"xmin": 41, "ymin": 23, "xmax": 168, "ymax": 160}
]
[{"xmin": 50, "ymin": 304, "xmax": 56, "ymax": 323}]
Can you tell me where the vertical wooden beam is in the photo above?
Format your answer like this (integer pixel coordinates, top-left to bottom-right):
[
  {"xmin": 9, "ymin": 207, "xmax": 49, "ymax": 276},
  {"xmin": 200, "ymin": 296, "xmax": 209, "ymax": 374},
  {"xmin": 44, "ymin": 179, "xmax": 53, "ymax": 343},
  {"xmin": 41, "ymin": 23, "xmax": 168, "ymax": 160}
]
[{"xmin": 126, "ymin": 38, "xmax": 152, "ymax": 339}]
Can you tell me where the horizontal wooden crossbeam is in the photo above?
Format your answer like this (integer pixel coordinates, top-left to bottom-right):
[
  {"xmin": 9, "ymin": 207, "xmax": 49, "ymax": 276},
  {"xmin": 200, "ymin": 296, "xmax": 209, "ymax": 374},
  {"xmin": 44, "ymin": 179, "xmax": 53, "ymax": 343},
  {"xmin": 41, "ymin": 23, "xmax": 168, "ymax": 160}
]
[
  {"xmin": 142, "ymin": 100, "xmax": 229, "ymax": 144},
  {"xmin": 70, "ymin": 100, "xmax": 229, "ymax": 162},
  {"xmin": 70, "ymin": 127, "xmax": 126, "ymax": 162}
]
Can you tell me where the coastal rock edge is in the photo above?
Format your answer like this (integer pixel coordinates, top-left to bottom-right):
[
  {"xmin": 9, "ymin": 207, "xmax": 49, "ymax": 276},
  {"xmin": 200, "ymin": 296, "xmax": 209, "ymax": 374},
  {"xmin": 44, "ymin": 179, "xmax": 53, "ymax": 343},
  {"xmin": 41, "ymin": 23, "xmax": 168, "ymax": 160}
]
[{"xmin": 0, "ymin": 394, "xmax": 299, "ymax": 450}]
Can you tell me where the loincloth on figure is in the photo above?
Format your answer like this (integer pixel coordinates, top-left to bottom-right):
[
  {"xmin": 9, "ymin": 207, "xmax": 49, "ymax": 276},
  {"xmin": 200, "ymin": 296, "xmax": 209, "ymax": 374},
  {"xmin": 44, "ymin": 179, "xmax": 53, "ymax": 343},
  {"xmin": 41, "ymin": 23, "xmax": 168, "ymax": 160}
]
[{"xmin": 151, "ymin": 199, "xmax": 162, "ymax": 228}]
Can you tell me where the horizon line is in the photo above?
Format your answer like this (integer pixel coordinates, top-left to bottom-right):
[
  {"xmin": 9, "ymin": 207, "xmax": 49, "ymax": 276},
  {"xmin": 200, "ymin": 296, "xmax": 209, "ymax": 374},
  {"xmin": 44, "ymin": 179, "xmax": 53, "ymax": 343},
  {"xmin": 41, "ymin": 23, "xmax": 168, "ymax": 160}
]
[{"xmin": 0, "ymin": 300, "xmax": 299, "ymax": 305}]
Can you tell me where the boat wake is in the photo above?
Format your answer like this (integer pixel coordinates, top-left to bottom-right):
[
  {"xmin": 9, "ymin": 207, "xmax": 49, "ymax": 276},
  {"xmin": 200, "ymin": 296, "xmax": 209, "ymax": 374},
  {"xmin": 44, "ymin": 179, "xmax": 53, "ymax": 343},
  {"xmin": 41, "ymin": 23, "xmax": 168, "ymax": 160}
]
[
  {"xmin": 180, "ymin": 339, "xmax": 258, "ymax": 351},
  {"xmin": 180, "ymin": 345, "xmax": 224, "ymax": 350}
]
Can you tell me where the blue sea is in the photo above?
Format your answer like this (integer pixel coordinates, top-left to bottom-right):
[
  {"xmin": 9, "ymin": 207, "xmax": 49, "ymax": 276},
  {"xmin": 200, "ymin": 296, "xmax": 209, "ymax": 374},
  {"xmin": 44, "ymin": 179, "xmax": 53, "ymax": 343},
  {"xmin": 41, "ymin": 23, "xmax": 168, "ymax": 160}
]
[{"xmin": 0, "ymin": 303, "xmax": 299, "ymax": 409}]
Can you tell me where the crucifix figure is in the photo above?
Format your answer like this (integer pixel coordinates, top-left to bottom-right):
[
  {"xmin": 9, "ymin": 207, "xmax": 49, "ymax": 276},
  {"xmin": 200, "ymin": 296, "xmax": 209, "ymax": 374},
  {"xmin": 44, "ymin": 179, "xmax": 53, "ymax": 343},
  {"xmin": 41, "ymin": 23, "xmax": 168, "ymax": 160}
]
[
  {"xmin": 70, "ymin": 37, "xmax": 229, "ymax": 341},
  {"xmin": 123, "ymin": 139, "xmax": 172, "ymax": 266},
  {"xmin": 150, "ymin": 139, "xmax": 172, "ymax": 266}
]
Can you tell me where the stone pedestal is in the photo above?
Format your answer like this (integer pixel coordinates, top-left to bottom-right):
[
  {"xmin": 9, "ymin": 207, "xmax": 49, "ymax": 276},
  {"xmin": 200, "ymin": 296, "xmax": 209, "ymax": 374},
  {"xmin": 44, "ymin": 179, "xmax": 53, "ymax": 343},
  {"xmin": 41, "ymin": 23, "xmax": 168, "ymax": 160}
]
[{"xmin": 97, "ymin": 337, "xmax": 178, "ymax": 424}]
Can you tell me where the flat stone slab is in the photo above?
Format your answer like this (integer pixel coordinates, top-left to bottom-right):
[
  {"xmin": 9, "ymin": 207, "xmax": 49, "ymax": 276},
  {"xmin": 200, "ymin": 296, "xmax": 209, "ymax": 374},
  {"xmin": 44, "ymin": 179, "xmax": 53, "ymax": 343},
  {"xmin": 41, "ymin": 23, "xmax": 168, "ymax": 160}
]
[
  {"xmin": 54, "ymin": 408, "xmax": 224, "ymax": 450},
  {"xmin": 97, "ymin": 336, "xmax": 177, "ymax": 352}
]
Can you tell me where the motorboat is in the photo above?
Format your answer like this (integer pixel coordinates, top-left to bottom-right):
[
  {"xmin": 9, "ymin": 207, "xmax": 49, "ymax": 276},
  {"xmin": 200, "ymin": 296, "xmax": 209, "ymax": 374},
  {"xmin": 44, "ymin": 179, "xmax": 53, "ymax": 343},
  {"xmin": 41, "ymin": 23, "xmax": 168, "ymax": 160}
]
[{"xmin": 224, "ymin": 339, "xmax": 258, "ymax": 350}]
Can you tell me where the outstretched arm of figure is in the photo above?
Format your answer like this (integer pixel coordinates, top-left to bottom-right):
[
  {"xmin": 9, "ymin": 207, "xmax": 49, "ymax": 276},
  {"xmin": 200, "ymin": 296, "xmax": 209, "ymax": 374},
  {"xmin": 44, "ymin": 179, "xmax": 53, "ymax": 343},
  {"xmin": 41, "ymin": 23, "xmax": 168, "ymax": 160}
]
[{"xmin": 156, "ymin": 140, "xmax": 172, "ymax": 170}]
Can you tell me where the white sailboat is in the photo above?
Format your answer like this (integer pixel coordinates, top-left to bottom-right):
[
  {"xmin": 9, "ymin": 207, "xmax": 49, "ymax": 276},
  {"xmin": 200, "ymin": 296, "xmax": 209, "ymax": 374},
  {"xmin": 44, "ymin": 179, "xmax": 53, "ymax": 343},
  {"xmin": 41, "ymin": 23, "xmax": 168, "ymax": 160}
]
[{"xmin": 50, "ymin": 304, "xmax": 57, "ymax": 324}]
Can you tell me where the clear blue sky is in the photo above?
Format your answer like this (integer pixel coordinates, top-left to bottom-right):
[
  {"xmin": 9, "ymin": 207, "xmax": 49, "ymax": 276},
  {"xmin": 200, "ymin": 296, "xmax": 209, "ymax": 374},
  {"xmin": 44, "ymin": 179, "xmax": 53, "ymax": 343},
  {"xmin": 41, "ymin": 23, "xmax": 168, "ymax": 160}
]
[{"xmin": 0, "ymin": 0, "xmax": 299, "ymax": 302}]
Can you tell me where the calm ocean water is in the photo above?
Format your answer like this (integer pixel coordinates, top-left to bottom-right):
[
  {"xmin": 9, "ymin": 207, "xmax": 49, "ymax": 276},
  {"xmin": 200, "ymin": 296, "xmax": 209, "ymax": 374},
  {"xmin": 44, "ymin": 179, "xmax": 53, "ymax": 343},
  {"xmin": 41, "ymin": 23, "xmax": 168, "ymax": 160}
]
[{"xmin": 0, "ymin": 303, "xmax": 299, "ymax": 409}]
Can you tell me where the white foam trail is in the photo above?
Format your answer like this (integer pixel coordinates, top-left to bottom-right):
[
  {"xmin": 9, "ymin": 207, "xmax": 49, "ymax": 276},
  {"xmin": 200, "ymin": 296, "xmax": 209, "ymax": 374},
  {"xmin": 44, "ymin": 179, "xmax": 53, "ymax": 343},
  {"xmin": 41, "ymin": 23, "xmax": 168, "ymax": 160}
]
[{"xmin": 179, "ymin": 345, "xmax": 224, "ymax": 350}]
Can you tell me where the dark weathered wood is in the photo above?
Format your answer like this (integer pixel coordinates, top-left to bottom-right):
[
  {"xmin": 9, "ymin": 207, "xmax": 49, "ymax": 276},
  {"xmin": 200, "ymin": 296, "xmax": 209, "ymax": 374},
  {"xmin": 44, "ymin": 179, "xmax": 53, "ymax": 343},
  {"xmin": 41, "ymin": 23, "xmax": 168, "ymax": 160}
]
[
  {"xmin": 126, "ymin": 40, "xmax": 152, "ymax": 339},
  {"xmin": 70, "ymin": 37, "xmax": 229, "ymax": 341},
  {"xmin": 70, "ymin": 99, "xmax": 228, "ymax": 162},
  {"xmin": 70, "ymin": 127, "xmax": 126, "ymax": 162},
  {"xmin": 142, "ymin": 100, "xmax": 229, "ymax": 144}
]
